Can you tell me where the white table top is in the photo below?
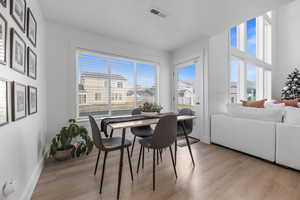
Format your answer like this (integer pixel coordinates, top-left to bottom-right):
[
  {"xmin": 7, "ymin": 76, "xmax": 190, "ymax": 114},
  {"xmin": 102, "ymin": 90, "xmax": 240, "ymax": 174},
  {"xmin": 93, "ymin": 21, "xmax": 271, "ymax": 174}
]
[{"xmin": 108, "ymin": 115, "xmax": 197, "ymax": 130}]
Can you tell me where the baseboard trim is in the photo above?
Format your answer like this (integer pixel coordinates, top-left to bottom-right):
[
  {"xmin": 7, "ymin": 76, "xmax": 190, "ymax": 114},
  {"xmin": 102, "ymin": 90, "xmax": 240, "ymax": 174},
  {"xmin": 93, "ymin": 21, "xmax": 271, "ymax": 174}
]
[{"xmin": 20, "ymin": 157, "xmax": 44, "ymax": 200}]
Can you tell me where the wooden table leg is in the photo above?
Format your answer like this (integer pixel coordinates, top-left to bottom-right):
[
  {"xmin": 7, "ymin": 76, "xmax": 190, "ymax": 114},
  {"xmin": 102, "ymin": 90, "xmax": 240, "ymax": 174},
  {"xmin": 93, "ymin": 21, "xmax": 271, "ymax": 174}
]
[{"xmin": 117, "ymin": 128, "xmax": 126, "ymax": 199}]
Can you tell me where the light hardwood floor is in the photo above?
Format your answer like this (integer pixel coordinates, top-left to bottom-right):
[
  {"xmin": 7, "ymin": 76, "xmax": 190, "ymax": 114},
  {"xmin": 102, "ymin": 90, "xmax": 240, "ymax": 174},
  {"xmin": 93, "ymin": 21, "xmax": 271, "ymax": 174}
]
[{"xmin": 32, "ymin": 142, "xmax": 300, "ymax": 200}]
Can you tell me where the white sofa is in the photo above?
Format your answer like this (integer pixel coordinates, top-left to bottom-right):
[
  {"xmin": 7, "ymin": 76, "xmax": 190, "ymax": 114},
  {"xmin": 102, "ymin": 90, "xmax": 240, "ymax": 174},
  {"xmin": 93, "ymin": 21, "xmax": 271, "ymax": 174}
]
[
  {"xmin": 211, "ymin": 105, "xmax": 300, "ymax": 170},
  {"xmin": 276, "ymin": 123, "xmax": 300, "ymax": 170},
  {"xmin": 211, "ymin": 114, "xmax": 276, "ymax": 161}
]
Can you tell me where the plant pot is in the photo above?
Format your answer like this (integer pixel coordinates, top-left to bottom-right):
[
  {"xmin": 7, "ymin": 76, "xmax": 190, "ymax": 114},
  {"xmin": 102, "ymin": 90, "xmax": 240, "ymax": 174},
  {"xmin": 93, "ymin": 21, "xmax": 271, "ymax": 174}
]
[
  {"xmin": 54, "ymin": 147, "xmax": 73, "ymax": 161},
  {"xmin": 141, "ymin": 112, "xmax": 158, "ymax": 117}
]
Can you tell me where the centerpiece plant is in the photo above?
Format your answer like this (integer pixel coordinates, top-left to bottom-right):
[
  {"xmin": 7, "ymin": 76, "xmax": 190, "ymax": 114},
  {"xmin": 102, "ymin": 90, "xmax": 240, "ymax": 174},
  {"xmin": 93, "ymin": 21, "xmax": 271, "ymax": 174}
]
[{"xmin": 139, "ymin": 102, "xmax": 163, "ymax": 115}]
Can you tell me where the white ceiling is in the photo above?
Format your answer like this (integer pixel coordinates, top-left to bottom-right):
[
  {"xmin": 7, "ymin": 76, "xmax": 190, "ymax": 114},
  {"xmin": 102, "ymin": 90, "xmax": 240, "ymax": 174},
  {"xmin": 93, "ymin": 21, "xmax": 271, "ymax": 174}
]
[{"xmin": 40, "ymin": 0, "xmax": 292, "ymax": 51}]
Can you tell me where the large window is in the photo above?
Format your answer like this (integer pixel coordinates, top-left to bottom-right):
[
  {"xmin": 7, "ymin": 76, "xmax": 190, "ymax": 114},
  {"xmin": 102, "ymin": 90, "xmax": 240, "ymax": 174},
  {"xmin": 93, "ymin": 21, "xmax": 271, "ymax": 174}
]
[
  {"xmin": 77, "ymin": 51, "xmax": 158, "ymax": 117},
  {"xmin": 229, "ymin": 11, "xmax": 272, "ymax": 102}
]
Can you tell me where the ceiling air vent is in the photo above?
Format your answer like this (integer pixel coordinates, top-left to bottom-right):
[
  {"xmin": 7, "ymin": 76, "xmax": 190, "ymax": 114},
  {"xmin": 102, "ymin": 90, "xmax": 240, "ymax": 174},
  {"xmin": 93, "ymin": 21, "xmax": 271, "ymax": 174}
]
[{"xmin": 150, "ymin": 8, "xmax": 167, "ymax": 18}]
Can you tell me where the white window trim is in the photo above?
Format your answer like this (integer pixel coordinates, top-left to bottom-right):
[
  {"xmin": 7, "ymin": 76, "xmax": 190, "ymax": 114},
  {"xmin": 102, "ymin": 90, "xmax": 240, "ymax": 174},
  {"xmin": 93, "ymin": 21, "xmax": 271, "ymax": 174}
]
[{"xmin": 76, "ymin": 49, "xmax": 160, "ymax": 119}]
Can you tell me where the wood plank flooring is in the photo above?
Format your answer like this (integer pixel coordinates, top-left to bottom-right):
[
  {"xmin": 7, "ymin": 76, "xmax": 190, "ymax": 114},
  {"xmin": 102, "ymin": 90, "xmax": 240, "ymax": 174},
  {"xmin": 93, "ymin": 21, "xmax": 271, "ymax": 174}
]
[{"xmin": 32, "ymin": 142, "xmax": 300, "ymax": 200}]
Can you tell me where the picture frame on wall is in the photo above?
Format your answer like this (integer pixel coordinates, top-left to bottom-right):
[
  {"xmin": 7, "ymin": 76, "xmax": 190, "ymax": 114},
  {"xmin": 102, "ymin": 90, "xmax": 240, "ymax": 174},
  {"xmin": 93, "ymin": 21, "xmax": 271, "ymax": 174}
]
[
  {"xmin": 0, "ymin": 0, "xmax": 6, "ymax": 8},
  {"xmin": 28, "ymin": 86, "xmax": 37, "ymax": 115},
  {"xmin": 0, "ymin": 78, "xmax": 9, "ymax": 126},
  {"xmin": 10, "ymin": 0, "xmax": 26, "ymax": 32},
  {"xmin": 12, "ymin": 81, "xmax": 26, "ymax": 121},
  {"xmin": 27, "ymin": 47, "xmax": 36, "ymax": 79},
  {"xmin": 27, "ymin": 8, "xmax": 37, "ymax": 47},
  {"xmin": 10, "ymin": 28, "xmax": 26, "ymax": 74},
  {"xmin": 0, "ymin": 13, "xmax": 7, "ymax": 65}
]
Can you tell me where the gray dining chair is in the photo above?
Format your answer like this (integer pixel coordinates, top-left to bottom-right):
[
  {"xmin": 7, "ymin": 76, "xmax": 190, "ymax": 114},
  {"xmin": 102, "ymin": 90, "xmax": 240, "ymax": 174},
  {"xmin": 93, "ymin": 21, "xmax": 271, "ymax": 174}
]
[
  {"xmin": 89, "ymin": 115, "xmax": 134, "ymax": 193},
  {"xmin": 137, "ymin": 115, "xmax": 178, "ymax": 191},
  {"xmin": 130, "ymin": 108, "xmax": 153, "ymax": 163},
  {"xmin": 175, "ymin": 108, "xmax": 195, "ymax": 166}
]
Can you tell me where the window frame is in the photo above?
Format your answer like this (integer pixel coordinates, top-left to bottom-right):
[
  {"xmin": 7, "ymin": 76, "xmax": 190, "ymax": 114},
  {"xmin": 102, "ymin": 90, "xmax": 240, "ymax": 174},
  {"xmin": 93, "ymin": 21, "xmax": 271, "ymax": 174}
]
[
  {"xmin": 76, "ymin": 49, "xmax": 160, "ymax": 119},
  {"xmin": 229, "ymin": 12, "xmax": 273, "ymax": 102}
]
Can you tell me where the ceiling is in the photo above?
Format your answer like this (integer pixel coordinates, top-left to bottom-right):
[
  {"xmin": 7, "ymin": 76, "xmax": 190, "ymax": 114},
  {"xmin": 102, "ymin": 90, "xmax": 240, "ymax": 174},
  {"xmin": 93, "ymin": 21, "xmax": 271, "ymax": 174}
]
[{"xmin": 40, "ymin": 0, "xmax": 292, "ymax": 51}]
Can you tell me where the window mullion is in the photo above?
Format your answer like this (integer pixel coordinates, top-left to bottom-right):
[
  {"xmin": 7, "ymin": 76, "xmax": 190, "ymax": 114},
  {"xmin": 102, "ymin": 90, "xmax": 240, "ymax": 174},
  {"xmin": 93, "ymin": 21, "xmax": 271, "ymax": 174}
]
[
  {"xmin": 134, "ymin": 62, "xmax": 137, "ymax": 108},
  {"xmin": 108, "ymin": 60, "xmax": 112, "ymax": 116}
]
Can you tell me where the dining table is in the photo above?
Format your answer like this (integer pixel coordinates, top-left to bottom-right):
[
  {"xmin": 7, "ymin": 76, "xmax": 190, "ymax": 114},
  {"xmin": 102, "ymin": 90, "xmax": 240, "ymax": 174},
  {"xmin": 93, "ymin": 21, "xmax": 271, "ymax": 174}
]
[{"xmin": 103, "ymin": 114, "xmax": 197, "ymax": 199}]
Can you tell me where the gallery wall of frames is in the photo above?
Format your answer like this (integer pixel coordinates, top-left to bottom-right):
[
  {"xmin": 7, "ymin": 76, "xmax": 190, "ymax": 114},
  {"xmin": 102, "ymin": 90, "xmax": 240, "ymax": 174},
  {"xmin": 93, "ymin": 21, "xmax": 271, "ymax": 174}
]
[{"xmin": 0, "ymin": 0, "xmax": 38, "ymax": 126}]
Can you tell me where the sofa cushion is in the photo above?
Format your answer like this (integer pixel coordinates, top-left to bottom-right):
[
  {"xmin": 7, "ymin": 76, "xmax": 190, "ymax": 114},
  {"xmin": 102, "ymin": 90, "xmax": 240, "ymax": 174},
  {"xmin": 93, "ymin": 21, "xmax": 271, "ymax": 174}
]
[
  {"xmin": 240, "ymin": 99, "xmax": 267, "ymax": 108},
  {"xmin": 227, "ymin": 104, "xmax": 284, "ymax": 122},
  {"xmin": 284, "ymin": 107, "xmax": 300, "ymax": 125}
]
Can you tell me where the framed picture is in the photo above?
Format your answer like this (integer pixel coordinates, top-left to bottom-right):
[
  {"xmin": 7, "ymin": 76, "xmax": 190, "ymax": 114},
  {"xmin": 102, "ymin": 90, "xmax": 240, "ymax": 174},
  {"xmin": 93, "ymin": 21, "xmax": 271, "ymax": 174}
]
[
  {"xmin": 10, "ymin": 28, "xmax": 26, "ymax": 74},
  {"xmin": 12, "ymin": 81, "xmax": 26, "ymax": 121},
  {"xmin": 0, "ymin": 78, "xmax": 8, "ymax": 126},
  {"xmin": 0, "ymin": 13, "xmax": 7, "ymax": 65},
  {"xmin": 27, "ymin": 47, "xmax": 36, "ymax": 79},
  {"xmin": 28, "ymin": 86, "xmax": 37, "ymax": 115},
  {"xmin": 27, "ymin": 8, "xmax": 36, "ymax": 47},
  {"xmin": 0, "ymin": 0, "xmax": 6, "ymax": 8},
  {"xmin": 10, "ymin": 0, "xmax": 26, "ymax": 32}
]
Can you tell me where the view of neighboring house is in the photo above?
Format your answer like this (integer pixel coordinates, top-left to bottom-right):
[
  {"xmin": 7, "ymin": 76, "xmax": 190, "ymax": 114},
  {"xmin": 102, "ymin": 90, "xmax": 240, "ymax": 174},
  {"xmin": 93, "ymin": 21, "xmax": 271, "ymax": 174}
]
[
  {"xmin": 177, "ymin": 80, "xmax": 195, "ymax": 106},
  {"xmin": 230, "ymin": 81, "xmax": 257, "ymax": 103}
]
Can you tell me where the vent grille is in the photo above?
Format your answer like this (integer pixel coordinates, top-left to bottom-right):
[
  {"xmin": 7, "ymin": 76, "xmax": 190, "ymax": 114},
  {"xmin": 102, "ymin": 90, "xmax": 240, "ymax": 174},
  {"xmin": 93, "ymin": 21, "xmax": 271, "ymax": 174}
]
[{"xmin": 150, "ymin": 8, "xmax": 167, "ymax": 18}]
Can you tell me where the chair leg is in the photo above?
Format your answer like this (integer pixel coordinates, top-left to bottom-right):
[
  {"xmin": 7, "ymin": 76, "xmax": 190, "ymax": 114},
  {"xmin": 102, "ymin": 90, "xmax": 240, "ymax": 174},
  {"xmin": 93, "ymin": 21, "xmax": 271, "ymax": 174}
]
[
  {"xmin": 100, "ymin": 151, "xmax": 108, "ymax": 193},
  {"xmin": 126, "ymin": 147, "xmax": 134, "ymax": 182},
  {"xmin": 137, "ymin": 145, "xmax": 143, "ymax": 174},
  {"xmin": 153, "ymin": 149, "xmax": 156, "ymax": 191},
  {"xmin": 159, "ymin": 149, "xmax": 163, "ymax": 162},
  {"xmin": 175, "ymin": 139, "xmax": 177, "ymax": 166},
  {"xmin": 109, "ymin": 129, "xmax": 114, "ymax": 138},
  {"xmin": 130, "ymin": 136, "xmax": 136, "ymax": 157},
  {"xmin": 157, "ymin": 149, "xmax": 159, "ymax": 165},
  {"xmin": 94, "ymin": 149, "xmax": 101, "ymax": 176},
  {"xmin": 169, "ymin": 146, "xmax": 178, "ymax": 178},
  {"xmin": 142, "ymin": 146, "xmax": 145, "ymax": 169}
]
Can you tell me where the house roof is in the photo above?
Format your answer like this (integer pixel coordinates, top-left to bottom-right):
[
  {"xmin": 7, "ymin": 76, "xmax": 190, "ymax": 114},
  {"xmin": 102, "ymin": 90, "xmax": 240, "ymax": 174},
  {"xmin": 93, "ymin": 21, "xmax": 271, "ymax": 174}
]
[{"xmin": 81, "ymin": 72, "xmax": 127, "ymax": 81}]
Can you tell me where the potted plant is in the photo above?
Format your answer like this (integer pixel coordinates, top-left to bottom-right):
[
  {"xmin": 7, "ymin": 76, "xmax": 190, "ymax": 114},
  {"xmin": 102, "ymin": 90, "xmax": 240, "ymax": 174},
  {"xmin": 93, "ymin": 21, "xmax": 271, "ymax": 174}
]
[
  {"xmin": 50, "ymin": 119, "xmax": 94, "ymax": 161},
  {"xmin": 139, "ymin": 102, "xmax": 163, "ymax": 116}
]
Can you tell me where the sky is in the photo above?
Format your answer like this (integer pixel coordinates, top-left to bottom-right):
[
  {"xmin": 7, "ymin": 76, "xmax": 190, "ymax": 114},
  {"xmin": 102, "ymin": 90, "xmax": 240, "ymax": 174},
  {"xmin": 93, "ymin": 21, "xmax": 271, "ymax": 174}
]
[
  {"xmin": 78, "ymin": 54, "xmax": 156, "ymax": 87},
  {"xmin": 177, "ymin": 64, "xmax": 196, "ymax": 82},
  {"xmin": 230, "ymin": 18, "xmax": 257, "ymax": 82}
]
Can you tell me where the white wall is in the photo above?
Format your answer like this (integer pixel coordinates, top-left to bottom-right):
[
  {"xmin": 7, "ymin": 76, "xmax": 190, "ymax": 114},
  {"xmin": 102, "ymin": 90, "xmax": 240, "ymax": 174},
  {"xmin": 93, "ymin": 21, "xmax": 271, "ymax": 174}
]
[
  {"xmin": 45, "ymin": 21, "xmax": 172, "ymax": 139},
  {"xmin": 273, "ymin": 0, "xmax": 300, "ymax": 99},
  {"xmin": 0, "ymin": 1, "xmax": 47, "ymax": 199}
]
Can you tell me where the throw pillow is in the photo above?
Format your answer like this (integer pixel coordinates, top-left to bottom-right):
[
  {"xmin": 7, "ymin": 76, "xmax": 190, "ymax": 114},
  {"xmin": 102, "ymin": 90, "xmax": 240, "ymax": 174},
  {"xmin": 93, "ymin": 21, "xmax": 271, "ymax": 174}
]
[
  {"xmin": 273, "ymin": 98, "xmax": 299, "ymax": 107},
  {"xmin": 240, "ymin": 99, "xmax": 267, "ymax": 108}
]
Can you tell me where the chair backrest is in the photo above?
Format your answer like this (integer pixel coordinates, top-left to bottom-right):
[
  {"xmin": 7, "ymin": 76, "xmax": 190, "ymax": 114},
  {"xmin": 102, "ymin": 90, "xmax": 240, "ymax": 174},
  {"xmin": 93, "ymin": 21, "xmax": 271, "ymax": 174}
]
[
  {"xmin": 151, "ymin": 115, "xmax": 177, "ymax": 149},
  {"xmin": 132, "ymin": 108, "xmax": 141, "ymax": 115},
  {"xmin": 179, "ymin": 108, "xmax": 194, "ymax": 132},
  {"xmin": 89, "ymin": 115, "xmax": 103, "ymax": 149}
]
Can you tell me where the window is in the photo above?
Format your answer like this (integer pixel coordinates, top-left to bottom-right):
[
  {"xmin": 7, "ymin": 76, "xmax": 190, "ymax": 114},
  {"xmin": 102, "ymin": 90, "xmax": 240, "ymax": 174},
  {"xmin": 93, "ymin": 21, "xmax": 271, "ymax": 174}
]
[
  {"xmin": 79, "ymin": 94, "xmax": 87, "ymax": 105},
  {"xmin": 230, "ymin": 59, "xmax": 240, "ymax": 103},
  {"xmin": 229, "ymin": 11, "xmax": 273, "ymax": 102},
  {"xmin": 95, "ymin": 93, "xmax": 101, "ymax": 101},
  {"xmin": 247, "ymin": 18, "xmax": 256, "ymax": 57},
  {"xmin": 246, "ymin": 65, "xmax": 257, "ymax": 101},
  {"xmin": 117, "ymin": 82, "xmax": 123, "ymax": 88},
  {"xmin": 77, "ymin": 51, "xmax": 158, "ymax": 117},
  {"xmin": 136, "ymin": 63, "xmax": 157, "ymax": 107}
]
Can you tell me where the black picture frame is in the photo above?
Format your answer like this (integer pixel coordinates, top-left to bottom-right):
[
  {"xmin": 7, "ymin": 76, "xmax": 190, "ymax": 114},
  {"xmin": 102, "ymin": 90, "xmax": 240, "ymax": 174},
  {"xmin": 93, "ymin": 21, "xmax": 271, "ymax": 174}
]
[
  {"xmin": 0, "ymin": 0, "xmax": 6, "ymax": 8},
  {"xmin": 27, "ymin": 47, "xmax": 37, "ymax": 79},
  {"xmin": 27, "ymin": 8, "xmax": 36, "ymax": 47},
  {"xmin": 0, "ymin": 78, "xmax": 9, "ymax": 126},
  {"xmin": 10, "ymin": 28, "xmax": 26, "ymax": 74},
  {"xmin": 12, "ymin": 81, "xmax": 27, "ymax": 121},
  {"xmin": 28, "ymin": 86, "xmax": 37, "ymax": 115},
  {"xmin": 0, "ymin": 13, "xmax": 7, "ymax": 65},
  {"xmin": 10, "ymin": 0, "xmax": 26, "ymax": 33}
]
